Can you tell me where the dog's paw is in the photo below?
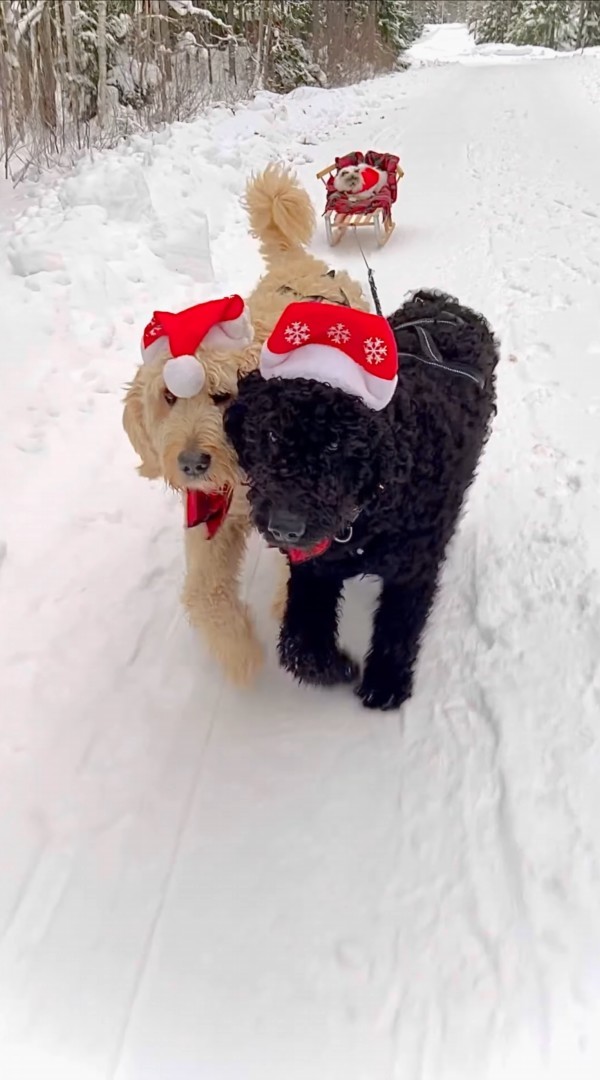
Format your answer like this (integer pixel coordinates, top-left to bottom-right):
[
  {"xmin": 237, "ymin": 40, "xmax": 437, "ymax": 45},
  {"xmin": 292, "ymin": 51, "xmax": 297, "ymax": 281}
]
[
  {"xmin": 356, "ymin": 662, "xmax": 413, "ymax": 711},
  {"xmin": 279, "ymin": 635, "xmax": 359, "ymax": 688},
  {"xmin": 224, "ymin": 633, "xmax": 266, "ymax": 687},
  {"xmin": 214, "ymin": 608, "xmax": 265, "ymax": 687}
]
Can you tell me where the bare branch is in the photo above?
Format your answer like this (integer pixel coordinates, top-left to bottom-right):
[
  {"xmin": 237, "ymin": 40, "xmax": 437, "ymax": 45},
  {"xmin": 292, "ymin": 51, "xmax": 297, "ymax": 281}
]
[{"xmin": 16, "ymin": 0, "xmax": 46, "ymax": 46}]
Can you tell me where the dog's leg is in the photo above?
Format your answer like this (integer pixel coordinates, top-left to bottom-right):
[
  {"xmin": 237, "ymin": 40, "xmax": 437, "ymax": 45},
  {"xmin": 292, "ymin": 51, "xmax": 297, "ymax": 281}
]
[
  {"xmin": 357, "ymin": 574, "xmax": 440, "ymax": 711},
  {"xmin": 278, "ymin": 567, "xmax": 358, "ymax": 687},
  {"xmin": 270, "ymin": 556, "xmax": 290, "ymax": 623},
  {"xmin": 183, "ymin": 519, "xmax": 265, "ymax": 687}
]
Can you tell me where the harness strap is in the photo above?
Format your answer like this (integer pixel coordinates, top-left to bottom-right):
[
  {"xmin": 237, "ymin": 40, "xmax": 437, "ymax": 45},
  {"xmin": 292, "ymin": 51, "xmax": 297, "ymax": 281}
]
[
  {"xmin": 395, "ymin": 316, "xmax": 486, "ymax": 390},
  {"xmin": 352, "ymin": 232, "xmax": 486, "ymax": 390}
]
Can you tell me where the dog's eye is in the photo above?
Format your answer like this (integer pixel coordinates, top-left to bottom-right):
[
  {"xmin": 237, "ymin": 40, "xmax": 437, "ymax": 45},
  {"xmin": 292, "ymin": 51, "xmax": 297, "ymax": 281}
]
[
  {"xmin": 211, "ymin": 392, "xmax": 232, "ymax": 406},
  {"xmin": 268, "ymin": 430, "xmax": 279, "ymax": 445},
  {"xmin": 163, "ymin": 388, "xmax": 177, "ymax": 406}
]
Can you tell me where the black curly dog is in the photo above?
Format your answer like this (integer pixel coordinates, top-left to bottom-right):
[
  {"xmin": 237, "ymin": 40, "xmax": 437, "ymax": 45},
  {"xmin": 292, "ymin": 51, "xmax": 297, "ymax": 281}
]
[{"xmin": 225, "ymin": 290, "xmax": 499, "ymax": 710}]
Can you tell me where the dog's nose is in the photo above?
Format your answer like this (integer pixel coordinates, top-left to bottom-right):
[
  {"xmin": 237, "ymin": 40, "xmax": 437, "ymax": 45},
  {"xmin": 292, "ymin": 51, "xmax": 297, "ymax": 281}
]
[
  {"xmin": 267, "ymin": 509, "xmax": 306, "ymax": 544},
  {"xmin": 178, "ymin": 450, "xmax": 212, "ymax": 477}
]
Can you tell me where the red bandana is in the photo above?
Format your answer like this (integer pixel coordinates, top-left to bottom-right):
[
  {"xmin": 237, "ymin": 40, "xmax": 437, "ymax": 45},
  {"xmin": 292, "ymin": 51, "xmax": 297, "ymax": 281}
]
[
  {"xmin": 186, "ymin": 487, "xmax": 233, "ymax": 536},
  {"xmin": 288, "ymin": 538, "xmax": 331, "ymax": 564}
]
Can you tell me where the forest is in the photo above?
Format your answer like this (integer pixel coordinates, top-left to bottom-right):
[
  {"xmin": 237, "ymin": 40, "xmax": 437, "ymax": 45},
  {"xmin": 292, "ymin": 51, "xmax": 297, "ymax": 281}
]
[{"xmin": 1, "ymin": 1, "xmax": 599, "ymax": 178}]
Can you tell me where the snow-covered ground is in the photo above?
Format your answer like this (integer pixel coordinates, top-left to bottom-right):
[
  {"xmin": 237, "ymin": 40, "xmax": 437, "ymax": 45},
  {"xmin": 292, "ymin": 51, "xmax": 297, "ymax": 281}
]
[{"xmin": 1, "ymin": 22, "xmax": 600, "ymax": 1080}]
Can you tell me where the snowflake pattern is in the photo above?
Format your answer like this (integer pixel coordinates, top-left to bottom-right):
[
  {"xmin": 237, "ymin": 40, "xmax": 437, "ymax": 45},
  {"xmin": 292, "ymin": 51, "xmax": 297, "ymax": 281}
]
[
  {"xmin": 364, "ymin": 337, "xmax": 388, "ymax": 366},
  {"xmin": 146, "ymin": 321, "xmax": 163, "ymax": 339},
  {"xmin": 284, "ymin": 321, "xmax": 310, "ymax": 345},
  {"xmin": 327, "ymin": 322, "xmax": 351, "ymax": 345}
]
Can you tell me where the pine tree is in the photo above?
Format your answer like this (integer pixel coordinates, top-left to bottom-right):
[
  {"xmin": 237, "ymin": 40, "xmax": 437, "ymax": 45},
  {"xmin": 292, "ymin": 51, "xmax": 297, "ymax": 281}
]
[
  {"xmin": 573, "ymin": 0, "xmax": 600, "ymax": 46},
  {"xmin": 415, "ymin": 0, "xmax": 439, "ymax": 26},
  {"xmin": 378, "ymin": 0, "xmax": 419, "ymax": 51},
  {"xmin": 512, "ymin": 0, "xmax": 574, "ymax": 48},
  {"xmin": 470, "ymin": 0, "xmax": 525, "ymax": 44}
]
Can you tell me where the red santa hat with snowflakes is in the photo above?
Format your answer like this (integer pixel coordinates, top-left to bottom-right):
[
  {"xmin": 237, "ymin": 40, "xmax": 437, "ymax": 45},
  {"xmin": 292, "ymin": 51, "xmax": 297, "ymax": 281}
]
[
  {"xmin": 260, "ymin": 301, "xmax": 397, "ymax": 410},
  {"xmin": 140, "ymin": 294, "xmax": 253, "ymax": 398}
]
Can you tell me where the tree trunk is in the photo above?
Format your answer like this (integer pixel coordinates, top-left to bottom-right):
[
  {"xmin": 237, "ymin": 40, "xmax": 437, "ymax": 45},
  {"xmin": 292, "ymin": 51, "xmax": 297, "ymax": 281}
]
[
  {"xmin": 228, "ymin": 0, "xmax": 237, "ymax": 82},
  {"xmin": 2, "ymin": 0, "xmax": 24, "ymax": 138},
  {"xmin": 575, "ymin": 0, "xmax": 587, "ymax": 48},
  {"xmin": 326, "ymin": 0, "xmax": 345, "ymax": 83},
  {"xmin": 311, "ymin": 0, "xmax": 322, "ymax": 64},
  {"xmin": 0, "ymin": 8, "xmax": 14, "ymax": 174},
  {"xmin": 97, "ymin": 0, "xmax": 108, "ymax": 125},
  {"xmin": 38, "ymin": 1, "xmax": 57, "ymax": 133},
  {"xmin": 252, "ymin": 0, "xmax": 271, "ymax": 92},
  {"xmin": 158, "ymin": 0, "xmax": 172, "ymax": 81},
  {"xmin": 262, "ymin": 0, "xmax": 274, "ymax": 86},
  {"xmin": 62, "ymin": 0, "xmax": 77, "ymax": 77}
]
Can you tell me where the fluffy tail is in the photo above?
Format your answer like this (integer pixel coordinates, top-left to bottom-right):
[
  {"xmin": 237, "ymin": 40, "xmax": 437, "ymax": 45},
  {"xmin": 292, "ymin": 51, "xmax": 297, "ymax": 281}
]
[{"xmin": 244, "ymin": 164, "xmax": 316, "ymax": 265}]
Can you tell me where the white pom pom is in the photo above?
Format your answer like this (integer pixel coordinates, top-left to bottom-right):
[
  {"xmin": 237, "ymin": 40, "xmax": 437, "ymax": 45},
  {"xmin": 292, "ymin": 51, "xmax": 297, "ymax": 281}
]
[{"xmin": 163, "ymin": 355, "xmax": 205, "ymax": 399}]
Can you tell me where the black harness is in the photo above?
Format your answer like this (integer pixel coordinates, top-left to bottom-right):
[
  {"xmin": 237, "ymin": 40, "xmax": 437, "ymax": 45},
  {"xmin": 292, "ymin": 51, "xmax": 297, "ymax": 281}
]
[{"xmin": 353, "ymin": 232, "xmax": 486, "ymax": 391}]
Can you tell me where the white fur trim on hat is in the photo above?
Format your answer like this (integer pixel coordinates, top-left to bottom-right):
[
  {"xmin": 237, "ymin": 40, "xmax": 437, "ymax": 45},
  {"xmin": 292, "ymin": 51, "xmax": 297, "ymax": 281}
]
[
  {"xmin": 202, "ymin": 304, "xmax": 253, "ymax": 349},
  {"xmin": 259, "ymin": 300, "xmax": 398, "ymax": 412},
  {"xmin": 260, "ymin": 342, "xmax": 397, "ymax": 411}
]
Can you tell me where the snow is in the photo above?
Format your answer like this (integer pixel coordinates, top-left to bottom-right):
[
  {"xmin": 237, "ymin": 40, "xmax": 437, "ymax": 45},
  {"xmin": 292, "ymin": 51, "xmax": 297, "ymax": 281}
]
[
  {"xmin": 410, "ymin": 21, "xmax": 580, "ymax": 64},
  {"xmin": 2, "ymin": 21, "xmax": 600, "ymax": 1080}
]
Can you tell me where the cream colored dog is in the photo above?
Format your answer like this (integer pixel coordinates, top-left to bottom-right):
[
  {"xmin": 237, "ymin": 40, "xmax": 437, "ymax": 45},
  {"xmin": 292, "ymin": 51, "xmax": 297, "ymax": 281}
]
[{"xmin": 122, "ymin": 164, "xmax": 368, "ymax": 685}]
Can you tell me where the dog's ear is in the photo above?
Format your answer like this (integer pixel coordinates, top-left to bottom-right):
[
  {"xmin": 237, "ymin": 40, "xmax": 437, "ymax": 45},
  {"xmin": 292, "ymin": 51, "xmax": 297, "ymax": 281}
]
[
  {"xmin": 224, "ymin": 370, "xmax": 264, "ymax": 456},
  {"xmin": 122, "ymin": 369, "xmax": 161, "ymax": 479}
]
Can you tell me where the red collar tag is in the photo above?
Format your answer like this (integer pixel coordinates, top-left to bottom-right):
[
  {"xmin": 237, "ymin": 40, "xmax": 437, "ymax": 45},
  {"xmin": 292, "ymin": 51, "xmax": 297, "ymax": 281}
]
[{"xmin": 186, "ymin": 487, "xmax": 233, "ymax": 537}]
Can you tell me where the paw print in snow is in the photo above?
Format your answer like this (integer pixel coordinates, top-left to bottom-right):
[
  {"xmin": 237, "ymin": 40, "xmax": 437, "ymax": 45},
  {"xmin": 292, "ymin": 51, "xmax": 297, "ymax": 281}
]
[
  {"xmin": 284, "ymin": 321, "xmax": 310, "ymax": 345},
  {"xmin": 364, "ymin": 337, "xmax": 387, "ymax": 365},
  {"xmin": 327, "ymin": 323, "xmax": 351, "ymax": 345}
]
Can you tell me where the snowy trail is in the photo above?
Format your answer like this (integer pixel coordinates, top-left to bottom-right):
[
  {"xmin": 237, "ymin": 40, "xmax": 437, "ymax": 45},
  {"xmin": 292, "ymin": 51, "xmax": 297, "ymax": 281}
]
[{"xmin": 2, "ymin": 25, "xmax": 600, "ymax": 1080}]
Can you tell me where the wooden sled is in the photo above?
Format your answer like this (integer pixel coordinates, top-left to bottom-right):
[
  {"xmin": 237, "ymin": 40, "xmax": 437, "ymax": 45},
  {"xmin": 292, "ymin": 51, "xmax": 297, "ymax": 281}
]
[{"xmin": 317, "ymin": 161, "xmax": 404, "ymax": 248}]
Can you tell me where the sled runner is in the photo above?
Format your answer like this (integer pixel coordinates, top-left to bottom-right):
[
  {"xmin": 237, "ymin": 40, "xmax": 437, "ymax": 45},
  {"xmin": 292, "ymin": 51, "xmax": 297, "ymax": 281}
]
[{"xmin": 317, "ymin": 150, "xmax": 404, "ymax": 248}]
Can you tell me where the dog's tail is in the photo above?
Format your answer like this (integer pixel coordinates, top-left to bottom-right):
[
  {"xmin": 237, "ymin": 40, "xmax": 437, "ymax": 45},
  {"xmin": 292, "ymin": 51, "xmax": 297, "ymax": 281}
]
[{"xmin": 244, "ymin": 164, "xmax": 316, "ymax": 266}]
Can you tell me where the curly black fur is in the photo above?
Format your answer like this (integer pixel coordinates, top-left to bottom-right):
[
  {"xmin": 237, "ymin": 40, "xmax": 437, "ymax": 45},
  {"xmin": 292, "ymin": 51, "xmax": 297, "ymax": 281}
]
[{"xmin": 225, "ymin": 290, "xmax": 499, "ymax": 710}]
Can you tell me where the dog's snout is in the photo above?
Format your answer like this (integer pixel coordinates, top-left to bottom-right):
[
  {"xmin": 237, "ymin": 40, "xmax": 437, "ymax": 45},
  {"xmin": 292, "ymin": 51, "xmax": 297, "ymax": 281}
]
[
  {"xmin": 178, "ymin": 450, "xmax": 212, "ymax": 478},
  {"xmin": 267, "ymin": 509, "xmax": 306, "ymax": 545}
]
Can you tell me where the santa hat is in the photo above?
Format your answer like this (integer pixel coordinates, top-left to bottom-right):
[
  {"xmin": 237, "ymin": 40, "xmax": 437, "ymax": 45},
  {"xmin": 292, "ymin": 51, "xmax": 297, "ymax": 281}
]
[
  {"xmin": 356, "ymin": 163, "xmax": 386, "ymax": 194},
  {"xmin": 141, "ymin": 294, "xmax": 253, "ymax": 398},
  {"xmin": 260, "ymin": 301, "xmax": 397, "ymax": 411}
]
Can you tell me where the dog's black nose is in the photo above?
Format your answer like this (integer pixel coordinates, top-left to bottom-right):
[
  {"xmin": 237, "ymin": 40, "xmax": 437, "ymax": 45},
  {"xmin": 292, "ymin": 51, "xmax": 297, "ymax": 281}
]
[
  {"xmin": 178, "ymin": 450, "xmax": 212, "ymax": 477},
  {"xmin": 268, "ymin": 509, "xmax": 306, "ymax": 545}
]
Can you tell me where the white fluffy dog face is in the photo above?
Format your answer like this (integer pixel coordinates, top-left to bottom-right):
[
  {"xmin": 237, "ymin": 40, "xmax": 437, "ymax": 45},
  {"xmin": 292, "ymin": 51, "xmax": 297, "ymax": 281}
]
[
  {"xmin": 123, "ymin": 349, "xmax": 252, "ymax": 493},
  {"xmin": 334, "ymin": 166, "xmax": 363, "ymax": 194}
]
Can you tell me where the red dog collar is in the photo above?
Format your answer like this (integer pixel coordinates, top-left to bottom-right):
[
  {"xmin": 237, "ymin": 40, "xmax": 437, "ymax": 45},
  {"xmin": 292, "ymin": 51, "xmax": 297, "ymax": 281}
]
[
  {"xmin": 288, "ymin": 538, "xmax": 331, "ymax": 563},
  {"xmin": 186, "ymin": 487, "xmax": 233, "ymax": 536}
]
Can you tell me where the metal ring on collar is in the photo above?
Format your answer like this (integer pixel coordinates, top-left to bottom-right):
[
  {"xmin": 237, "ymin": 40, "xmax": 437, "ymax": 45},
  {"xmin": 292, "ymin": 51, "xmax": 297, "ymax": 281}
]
[{"xmin": 335, "ymin": 525, "xmax": 354, "ymax": 544}]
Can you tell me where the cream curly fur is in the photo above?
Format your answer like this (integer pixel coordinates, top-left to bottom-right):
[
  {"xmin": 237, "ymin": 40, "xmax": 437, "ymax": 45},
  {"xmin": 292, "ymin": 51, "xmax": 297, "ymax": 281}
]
[{"xmin": 123, "ymin": 163, "xmax": 368, "ymax": 685}]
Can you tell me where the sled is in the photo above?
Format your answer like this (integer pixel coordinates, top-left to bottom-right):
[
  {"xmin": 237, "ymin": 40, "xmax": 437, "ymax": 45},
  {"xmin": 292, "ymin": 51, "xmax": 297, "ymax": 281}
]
[{"xmin": 317, "ymin": 151, "xmax": 404, "ymax": 248}]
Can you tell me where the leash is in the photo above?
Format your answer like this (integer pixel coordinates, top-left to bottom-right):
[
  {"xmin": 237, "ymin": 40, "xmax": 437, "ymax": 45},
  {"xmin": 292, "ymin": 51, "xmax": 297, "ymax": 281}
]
[
  {"xmin": 352, "ymin": 230, "xmax": 485, "ymax": 390},
  {"xmin": 353, "ymin": 229, "xmax": 383, "ymax": 315}
]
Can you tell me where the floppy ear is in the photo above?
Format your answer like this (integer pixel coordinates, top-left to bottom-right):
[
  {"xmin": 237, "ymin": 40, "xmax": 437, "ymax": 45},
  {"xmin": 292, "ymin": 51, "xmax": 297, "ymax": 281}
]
[
  {"xmin": 223, "ymin": 397, "xmax": 248, "ymax": 457},
  {"xmin": 122, "ymin": 368, "xmax": 161, "ymax": 479},
  {"xmin": 223, "ymin": 370, "xmax": 264, "ymax": 459}
]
